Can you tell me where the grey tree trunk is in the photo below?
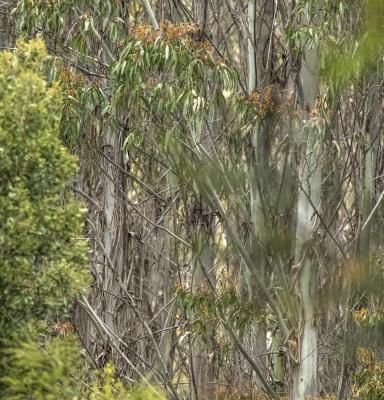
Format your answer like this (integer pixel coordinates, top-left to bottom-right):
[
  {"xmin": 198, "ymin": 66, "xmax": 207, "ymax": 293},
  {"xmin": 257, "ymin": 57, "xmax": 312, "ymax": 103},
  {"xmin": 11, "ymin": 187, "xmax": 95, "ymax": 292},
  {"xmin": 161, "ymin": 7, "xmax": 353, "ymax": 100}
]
[
  {"xmin": 190, "ymin": 3, "xmax": 220, "ymax": 399},
  {"xmin": 291, "ymin": 46, "xmax": 320, "ymax": 400},
  {"xmin": 101, "ymin": 129, "xmax": 127, "ymax": 335},
  {"xmin": 0, "ymin": 1, "xmax": 15, "ymax": 49},
  {"xmin": 247, "ymin": 0, "xmax": 275, "ymax": 388},
  {"xmin": 154, "ymin": 173, "xmax": 176, "ymax": 380},
  {"xmin": 191, "ymin": 222, "xmax": 215, "ymax": 400}
]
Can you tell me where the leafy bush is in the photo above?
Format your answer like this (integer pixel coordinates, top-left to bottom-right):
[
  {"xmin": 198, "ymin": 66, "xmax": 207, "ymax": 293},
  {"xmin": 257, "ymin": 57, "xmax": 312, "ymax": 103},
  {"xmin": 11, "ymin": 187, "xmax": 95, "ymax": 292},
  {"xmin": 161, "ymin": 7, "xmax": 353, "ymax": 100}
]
[
  {"xmin": 353, "ymin": 348, "xmax": 384, "ymax": 400},
  {"xmin": 82, "ymin": 363, "xmax": 164, "ymax": 400},
  {"xmin": 0, "ymin": 39, "xmax": 89, "ymax": 392},
  {"xmin": 2, "ymin": 330, "xmax": 83, "ymax": 400}
]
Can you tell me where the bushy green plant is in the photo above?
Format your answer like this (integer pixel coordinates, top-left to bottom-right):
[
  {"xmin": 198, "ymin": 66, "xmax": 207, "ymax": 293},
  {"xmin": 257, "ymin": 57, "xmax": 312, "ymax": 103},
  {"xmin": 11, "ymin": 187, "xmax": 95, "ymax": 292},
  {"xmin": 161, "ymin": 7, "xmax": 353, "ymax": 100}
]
[
  {"xmin": 0, "ymin": 39, "xmax": 89, "ymax": 336},
  {"xmin": 81, "ymin": 363, "xmax": 164, "ymax": 400},
  {"xmin": 4, "ymin": 338, "xmax": 166, "ymax": 400},
  {"xmin": 2, "ymin": 328, "xmax": 83, "ymax": 400},
  {"xmin": 352, "ymin": 361, "xmax": 384, "ymax": 399},
  {"xmin": 352, "ymin": 348, "xmax": 384, "ymax": 399},
  {"xmin": 0, "ymin": 39, "xmax": 89, "ymax": 393}
]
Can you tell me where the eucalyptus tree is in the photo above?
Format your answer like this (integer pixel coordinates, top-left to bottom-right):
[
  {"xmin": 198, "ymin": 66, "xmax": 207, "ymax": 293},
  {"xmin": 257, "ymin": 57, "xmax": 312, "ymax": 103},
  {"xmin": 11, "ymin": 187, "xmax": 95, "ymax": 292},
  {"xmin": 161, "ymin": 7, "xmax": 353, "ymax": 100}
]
[{"xmin": 290, "ymin": 35, "xmax": 321, "ymax": 400}]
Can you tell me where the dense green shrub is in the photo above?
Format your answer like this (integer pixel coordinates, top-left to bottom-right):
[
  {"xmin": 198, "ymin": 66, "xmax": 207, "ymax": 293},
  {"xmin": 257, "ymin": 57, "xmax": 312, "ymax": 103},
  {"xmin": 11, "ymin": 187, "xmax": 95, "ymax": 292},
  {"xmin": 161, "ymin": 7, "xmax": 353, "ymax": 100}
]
[
  {"xmin": 81, "ymin": 363, "xmax": 164, "ymax": 400},
  {"xmin": 2, "ymin": 329, "xmax": 83, "ymax": 400},
  {"xmin": 0, "ymin": 39, "xmax": 89, "ymax": 337},
  {"xmin": 353, "ymin": 361, "xmax": 384, "ymax": 400},
  {"xmin": 352, "ymin": 348, "xmax": 384, "ymax": 399},
  {"xmin": 0, "ymin": 39, "xmax": 89, "ymax": 394}
]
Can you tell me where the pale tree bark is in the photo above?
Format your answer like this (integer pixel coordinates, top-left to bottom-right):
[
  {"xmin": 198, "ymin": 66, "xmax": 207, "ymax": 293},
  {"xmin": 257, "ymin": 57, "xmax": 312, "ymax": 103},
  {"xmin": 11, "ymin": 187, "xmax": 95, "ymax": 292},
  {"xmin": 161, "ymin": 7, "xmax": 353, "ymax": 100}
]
[
  {"xmin": 193, "ymin": 0, "xmax": 210, "ymax": 32},
  {"xmin": 101, "ymin": 129, "xmax": 127, "ymax": 335},
  {"xmin": 142, "ymin": 0, "xmax": 160, "ymax": 30},
  {"xmin": 291, "ymin": 46, "xmax": 320, "ymax": 400}
]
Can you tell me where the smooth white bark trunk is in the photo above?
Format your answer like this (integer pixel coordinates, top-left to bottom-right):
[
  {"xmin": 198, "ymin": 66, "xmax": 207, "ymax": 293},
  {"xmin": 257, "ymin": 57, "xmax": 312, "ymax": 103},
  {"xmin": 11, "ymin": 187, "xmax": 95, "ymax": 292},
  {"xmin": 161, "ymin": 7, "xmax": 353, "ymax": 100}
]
[{"xmin": 291, "ymin": 46, "xmax": 320, "ymax": 399}]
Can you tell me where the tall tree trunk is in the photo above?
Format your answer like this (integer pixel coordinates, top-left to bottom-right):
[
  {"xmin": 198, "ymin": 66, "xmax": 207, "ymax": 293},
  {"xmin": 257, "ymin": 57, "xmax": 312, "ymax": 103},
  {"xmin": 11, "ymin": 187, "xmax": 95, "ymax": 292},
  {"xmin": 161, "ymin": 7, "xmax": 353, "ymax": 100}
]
[
  {"xmin": 190, "ymin": 3, "xmax": 220, "ymax": 399},
  {"xmin": 291, "ymin": 45, "xmax": 320, "ymax": 399},
  {"xmin": 191, "ymin": 219, "xmax": 215, "ymax": 400},
  {"xmin": 247, "ymin": 0, "xmax": 275, "ymax": 388},
  {"xmin": 155, "ymin": 173, "xmax": 176, "ymax": 380},
  {"xmin": 101, "ymin": 129, "xmax": 127, "ymax": 335},
  {"xmin": 360, "ymin": 138, "xmax": 373, "ymax": 269}
]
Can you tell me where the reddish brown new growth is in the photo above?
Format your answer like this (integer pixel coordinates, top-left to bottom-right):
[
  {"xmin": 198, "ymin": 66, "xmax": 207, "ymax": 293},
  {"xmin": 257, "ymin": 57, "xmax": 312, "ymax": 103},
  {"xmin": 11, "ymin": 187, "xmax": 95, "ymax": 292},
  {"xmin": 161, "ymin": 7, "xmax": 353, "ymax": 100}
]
[
  {"xmin": 59, "ymin": 67, "xmax": 87, "ymax": 96},
  {"xmin": 248, "ymin": 85, "xmax": 279, "ymax": 118},
  {"xmin": 129, "ymin": 24, "xmax": 157, "ymax": 43},
  {"xmin": 248, "ymin": 84, "xmax": 292, "ymax": 118},
  {"xmin": 160, "ymin": 20, "xmax": 201, "ymax": 41},
  {"xmin": 129, "ymin": 21, "xmax": 214, "ymax": 61},
  {"xmin": 129, "ymin": 21, "xmax": 201, "ymax": 43},
  {"xmin": 49, "ymin": 321, "xmax": 75, "ymax": 336}
]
